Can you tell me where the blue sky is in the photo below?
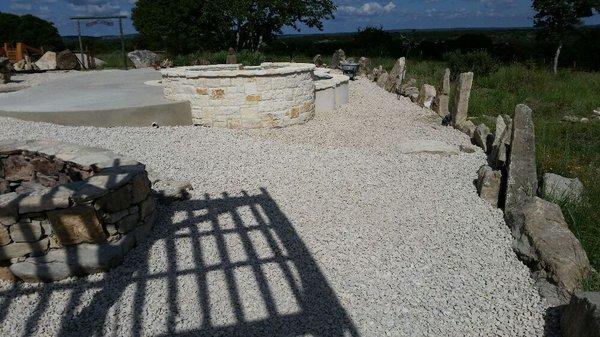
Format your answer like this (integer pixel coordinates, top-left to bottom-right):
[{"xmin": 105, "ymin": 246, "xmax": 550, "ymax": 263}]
[{"xmin": 1, "ymin": 0, "xmax": 599, "ymax": 36}]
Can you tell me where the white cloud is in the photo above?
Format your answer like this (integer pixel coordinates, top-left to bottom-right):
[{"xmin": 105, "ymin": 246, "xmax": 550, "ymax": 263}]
[{"xmin": 338, "ymin": 1, "xmax": 396, "ymax": 16}]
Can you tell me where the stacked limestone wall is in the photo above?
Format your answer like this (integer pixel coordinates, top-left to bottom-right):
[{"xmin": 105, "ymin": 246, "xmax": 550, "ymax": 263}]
[{"xmin": 161, "ymin": 63, "xmax": 316, "ymax": 128}]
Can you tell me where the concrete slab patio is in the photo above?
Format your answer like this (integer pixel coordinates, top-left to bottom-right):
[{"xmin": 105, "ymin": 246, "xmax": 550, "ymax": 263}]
[{"xmin": 0, "ymin": 69, "xmax": 192, "ymax": 127}]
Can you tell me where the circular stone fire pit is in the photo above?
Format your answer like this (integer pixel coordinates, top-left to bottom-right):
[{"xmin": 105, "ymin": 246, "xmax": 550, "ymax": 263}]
[
  {"xmin": 161, "ymin": 62, "xmax": 316, "ymax": 128},
  {"xmin": 0, "ymin": 140, "xmax": 156, "ymax": 282}
]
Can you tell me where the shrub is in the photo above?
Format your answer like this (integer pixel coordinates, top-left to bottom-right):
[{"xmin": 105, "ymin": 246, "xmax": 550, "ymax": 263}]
[{"xmin": 444, "ymin": 50, "xmax": 500, "ymax": 77}]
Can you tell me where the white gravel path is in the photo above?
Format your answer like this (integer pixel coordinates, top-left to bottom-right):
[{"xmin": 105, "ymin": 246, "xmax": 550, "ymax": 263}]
[{"xmin": 0, "ymin": 78, "xmax": 553, "ymax": 336}]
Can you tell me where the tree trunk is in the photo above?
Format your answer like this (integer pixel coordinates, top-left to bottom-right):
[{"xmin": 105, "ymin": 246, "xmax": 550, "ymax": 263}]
[{"xmin": 553, "ymin": 42, "xmax": 562, "ymax": 75}]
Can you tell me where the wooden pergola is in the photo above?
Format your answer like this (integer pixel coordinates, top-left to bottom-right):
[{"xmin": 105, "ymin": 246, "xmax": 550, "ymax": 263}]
[{"xmin": 70, "ymin": 15, "xmax": 129, "ymax": 70}]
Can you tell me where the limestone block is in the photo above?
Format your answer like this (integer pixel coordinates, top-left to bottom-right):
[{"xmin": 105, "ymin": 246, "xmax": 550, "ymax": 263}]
[{"xmin": 47, "ymin": 205, "xmax": 107, "ymax": 245}]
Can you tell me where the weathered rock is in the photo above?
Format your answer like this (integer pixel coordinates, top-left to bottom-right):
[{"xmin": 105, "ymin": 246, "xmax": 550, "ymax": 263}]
[
  {"xmin": 56, "ymin": 50, "xmax": 80, "ymax": 70},
  {"xmin": 385, "ymin": 57, "xmax": 406, "ymax": 93},
  {"xmin": 331, "ymin": 49, "xmax": 346, "ymax": 69},
  {"xmin": 402, "ymin": 86, "xmax": 419, "ymax": 98},
  {"xmin": 3, "ymin": 155, "xmax": 34, "ymax": 181},
  {"xmin": 139, "ymin": 196, "xmax": 156, "ymax": 219},
  {"xmin": 491, "ymin": 115, "xmax": 512, "ymax": 168},
  {"xmin": 477, "ymin": 165, "xmax": 502, "ymax": 207},
  {"xmin": 0, "ymin": 192, "xmax": 20, "ymax": 225},
  {"xmin": 505, "ymin": 104, "xmax": 537, "ymax": 214},
  {"xmin": 0, "ymin": 265, "xmax": 18, "ymax": 282},
  {"xmin": 358, "ymin": 57, "xmax": 371, "ymax": 76},
  {"xmin": 226, "ymin": 48, "xmax": 237, "ymax": 64},
  {"xmin": 0, "ymin": 179, "xmax": 9, "ymax": 194},
  {"xmin": 127, "ymin": 50, "xmax": 161, "ymax": 69},
  {"xmin": 441, "ymin": 68, "xmax": 451, "ymax": 95},
  {"xmin": 0, "ymin": 225, "xmax": 11, "ymax": 245},
  {"xmin": 154, "ymin": 180, "xmax": 193, "ymax": 202},
  {"xmin": 376, "ymin": 71, "xmax": 389, "ymax": 88},
  {"xmin": 131, "ymin": 173, "xmax": 151, "ymax": 204},
  {"xmin": 561, "ymin": 292, "xmax": 600, "ymax": 337},
  {"xmin": 473, "ymin": 123, "xmax": 491, "ymax": 153},
  {"xmin": 35, "ymin": 51, "xmax": 57, "ymax": 70},
  {"xmin": 47, "ymin": 205, "xmax": 107, "ymax": 245},
  {"xmin": 450, "ymin": 72, "xmax": 474, "ymax": 127},
  {"xmin": 0, "ymin": 238, "xmax": 49, "ymax": 260},
  {"xmin": 433, "ymin": 94, "xmax": 450, "ymax": 118},
  {"xmin": 30, "ymin": 156, "xmax": 63, "ymax": 176},
  {"xmin": 417, "ymin": 84, "xmax": 437, "ymax": 109},
  {"xmin": 95, "ymin": 184, "xmax": 132, "ymax": 212},
  {"xmin": 313, "ymin": 54, "xmax": 323, "ymax": 67},
  {"xmin": 18, "ymin": 188, "xmax": 71, "ymax": 214},
  {"xmin": 517, "ymin": 197, "xmax": 590, "ymax": 292},
  {"xmin": 8, "ymin": 220, "xmax": 43, "ymax": 242},
  {"xmin": 117, "ymin": 213, "xmax": 139, "ymax": 234},
  {"xmin": 456, "ymin": 120, "xmax": 476, "ymax": 138},
  {"xmin": 542, "ymin": 173, "xmax": 584, "ymax": 202}
]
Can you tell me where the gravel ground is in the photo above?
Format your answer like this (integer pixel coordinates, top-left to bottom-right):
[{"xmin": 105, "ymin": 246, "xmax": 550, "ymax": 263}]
[{"xmin": 0, "ymin": 78, "xmax": 553, "ymax": 336}]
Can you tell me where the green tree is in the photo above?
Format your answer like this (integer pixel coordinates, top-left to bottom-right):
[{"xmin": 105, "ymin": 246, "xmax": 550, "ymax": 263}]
[
  {"xmin": 0, "ymin": 12, "xmax": 64, "ymax": 50},
  {"xmin": 532, "ymin": 0, "xmax": 600, "ymax": 74},
  {"xmin": 132, "ymin": 0, "xmax": 335, "ymax": 54}
]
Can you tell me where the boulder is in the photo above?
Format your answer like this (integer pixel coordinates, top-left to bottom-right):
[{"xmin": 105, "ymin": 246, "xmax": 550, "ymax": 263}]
[
  {"xmin": 331, "ymin": 49, "xmax": 346, "ymax": 69},
  {"xmin": 35, "ymin": 51, "xmax": 57, "ymax": 70},
  {"xmin": 417, "ymin": 84, "xmax": 436, "ymax": 109},
  {"xmin": 56, "ymin": 50, "xmax": 80, "ymax": 70},
  {"xmin": 128, "ymin": 50, "xmax": 161, "ymax": 69},
  {"xmin": 541, "ymin": 173, "xmax": 584, "ymax": 202},
  {"xmin": 450, "ymin": 72, "xmax": 474, "ymax": 127},
  {"xmin": 313, "ymin": 54, "xmax": 323, "ymax": 67},
  {"xmin": 358, "ymin": 57, "xmax": 371, "ymax": 76},
  {"xmin": 384, "ymin": 57, "xmax": 406, "ymax": 93},
  {"xmin": 477, "ymin": 165, "xmax": 502, "ymax": 207},
  {"xmin": 473, "ymin": 123, "xmax": 492, "ymax": 153},
  {"xmin": 561, "ymin": 292, "xmax": 600, "ymax": 337},
  {"xmin": 376, "ymin": 71, "xmax": 389, "ymax": 88}
]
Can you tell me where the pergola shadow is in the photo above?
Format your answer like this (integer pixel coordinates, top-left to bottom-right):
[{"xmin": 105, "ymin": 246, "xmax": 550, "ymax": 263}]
[{"xmin": 0, "ymin": 188, "xmax": 358, "ymax": 337}]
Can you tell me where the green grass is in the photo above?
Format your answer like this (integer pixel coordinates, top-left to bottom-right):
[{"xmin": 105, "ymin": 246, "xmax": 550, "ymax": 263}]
[{"xmin": 397, "ymin": 59, "xmax": 600, "ymax": 290}]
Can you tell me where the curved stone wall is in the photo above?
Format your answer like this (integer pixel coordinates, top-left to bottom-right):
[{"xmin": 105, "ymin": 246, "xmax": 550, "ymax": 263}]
[
  {"xmin": 0, "ymin": 140, "xmax": 156, "ymax": 282},
  {"xmin": 314, "ymin": 70, "xmax": 350, "ymax": 113},
  {"xmin": 161, "ymin": 63, "xmax": 316, "ymax": 128}
]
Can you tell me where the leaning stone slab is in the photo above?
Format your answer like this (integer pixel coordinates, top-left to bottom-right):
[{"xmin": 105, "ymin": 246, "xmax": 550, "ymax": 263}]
[
  {"xmin": 520, "ymin": 197, "xmax": 590, "ymax": 293},
  {"xmin": 376, "ymin": 71, "xmax": 389, "ymax": 88},
  {"xmin": 561, "ymin": 292, "xmax": 600, "ymax": 337},
  {"xmin": 473, "ymin": 124, "xmax": 491, "ymax": 153},
  {"xmin": 505, "ymin": 104, "xmax": 537, "ymax": 213},
  {"xmin": 450, "ymin": 72, "xmax": 474, "ymax": 127},
  {"xmin": 491, "ymin": 115, "xmax": 512, "ymax": 168},
  {"xmin": 385, "ymin": 57, "xmax": 406, "ymax": 93},
  {"xmin": 541, "ymin": 173, "xmax": 584, "ymax": 202}
]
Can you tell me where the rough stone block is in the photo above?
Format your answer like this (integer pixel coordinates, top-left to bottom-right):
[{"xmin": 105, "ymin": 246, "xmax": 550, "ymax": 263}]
[
  {"xmin": 433, "ymin": 95, "xmax": 450, "ymax": 118},
  {"xmin": 117, "ymin": 213, "xmax": 140, "ymax": 234},
  {"xmin": 9, "ymin": 220, "xmax": 43, "ymax": 243},
  {"xmin": 477, "ymin": 166, "xmax": 502, "ymax": 207},
  {"xmin": 450, "ymin": 72, "xmax": 474, "ymax": 127},
  {"xmin": 139, "ymin": 196, "xmax": 156, "ymax": 220},
  {"xmin": 385, "ymin": 57, "xmax": 406, "ymax": 93},
  {"xmin": 0, "ymin": 192, "xmax": 19, "ymax": 225},
  {"xmin": 95, "ymin": 184, "xmax": 132, "ymax": 212},
  {"xmin": 47, "ymin": 205, "xmax": 107, "ymax": 245},
  {"xmin": 3, "ymin": 155, "xmax": 34, "ymax": 182},
  {"xmin": 417, "ymin": 84, "xmax": 437, "ymax": 109},
  {"xmin": 0, "ymin": 238, "xmax": 49, "ymax": 260},
  {"xmin": 474, "ymin": 124, "xmax": 491, "ymax": 153},
  {"xmin": 542, "ymin": 173, "xmax": 584, "ymax": 202},
  {"xmin": 441, "ymin": 68, "xmax": 451, "ymax": 95},
  {"xmin": 131, "ymin": 173, "xmax": 151, "ymax": 204},
  {"xmin": 18, "ymin": 189, "xmax": 71, "ymax": 214},
  {"xmin": 0, "ymin": 225, "xmax": 11, "ymax": 245}
]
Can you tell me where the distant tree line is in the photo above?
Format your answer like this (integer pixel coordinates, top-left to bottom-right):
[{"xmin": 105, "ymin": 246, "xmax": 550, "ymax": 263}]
[{"xmin": 0, "ymin": 12, "xmax": 64, "ymax": 51}]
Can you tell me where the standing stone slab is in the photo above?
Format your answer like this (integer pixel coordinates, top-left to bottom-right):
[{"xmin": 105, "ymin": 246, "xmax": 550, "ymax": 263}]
[
  {"xmin": 384, "ymin": 57, "xmax": 406, "ymax": 93},
  {"xmin": 491, "ymin": 114, "xmax": 513, "ymax": 168},
  {"xmin": 561, "ymin": 292, "xmax": 600, "ymax": 337},
  {"xmin": 441, "ymin": 68, "xmax": 451, "ymax": 95},
  {"xmin": 376, "ymin": 72, "xmax": 389, "ymax": 88},
  {"xmin": 331, "ymin": 49, "xmax": 346, "ymax": 69},
  {"xmin": 47, "ymin": 205, "xmax": 107, "ymax": 245},
  {"xmin": 450, "ymin": 72, "xmax": 474, "ymax": 127},
  {"xmin": 473, "ymin": 124, "xmax": 491, "ymax": 153},
  {"xmin": 358, "ymin": 57, "xmax": 371, "ymax": 76},
  {"xmin": 505, "ymin": 104, "xmax": 537, "ymax": 214}
]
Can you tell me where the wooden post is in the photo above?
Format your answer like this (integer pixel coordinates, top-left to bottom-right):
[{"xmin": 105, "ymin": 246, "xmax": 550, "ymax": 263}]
[
  {"xmin": 119, "ymin": 17, "xmax": 127, "ymax": 70},
  {"xmin": 77, "ymin": 19, "xmax": 85, "ymax": 69},
  {"xmin": 15, "ymin": 43, "xmax": 24, "ymax": 62}
]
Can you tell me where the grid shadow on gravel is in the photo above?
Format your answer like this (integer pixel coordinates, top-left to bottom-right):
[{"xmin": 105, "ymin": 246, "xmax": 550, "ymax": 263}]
[{"xmin": 0, "ymin": 188, "xmax": 359, "ymax": 337}]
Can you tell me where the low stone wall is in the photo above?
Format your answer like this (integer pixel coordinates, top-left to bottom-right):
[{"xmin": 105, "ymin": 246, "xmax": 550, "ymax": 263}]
[
  {"xmin": 0, "ymin": 140, "xmax": 156, "ymax": 282},
  {"xmin": 314, "ymin": 69, "xmax": 349, "ymax": 113},
  {"xmin": 161, "ymin": 62, "xmax": 316, "ymax": 128}
]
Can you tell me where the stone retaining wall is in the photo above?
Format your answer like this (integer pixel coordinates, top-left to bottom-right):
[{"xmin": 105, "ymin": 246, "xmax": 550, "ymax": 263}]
[
  {"xmin": 0, "ymin": 140, "xmax": 156, "ymax": 282},
  {"xmin": 161, "ymin": 63, "xmax": 316, "ymax": 128}
]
